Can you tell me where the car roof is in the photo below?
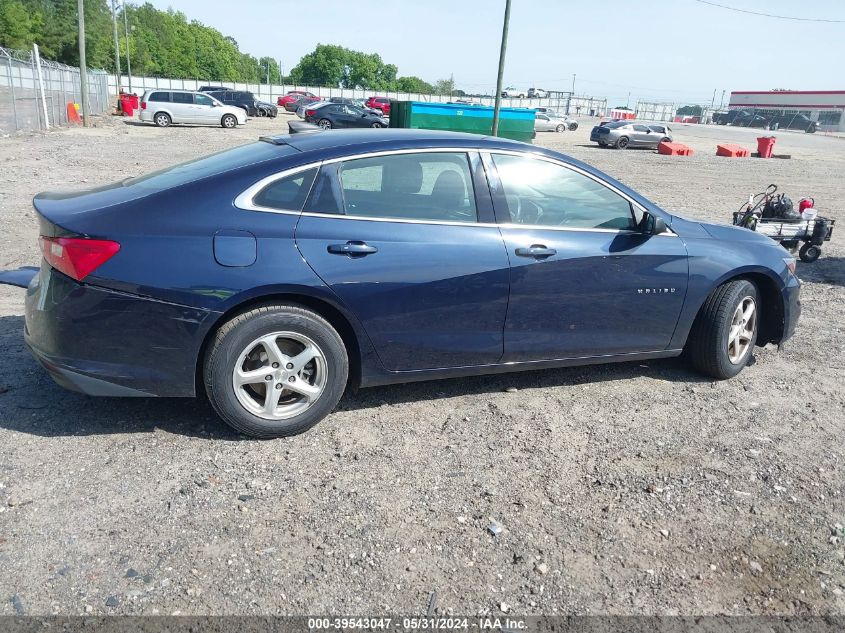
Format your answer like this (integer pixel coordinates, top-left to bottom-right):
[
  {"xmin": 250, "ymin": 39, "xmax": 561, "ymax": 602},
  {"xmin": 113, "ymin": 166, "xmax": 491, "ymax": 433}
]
[{"xmin": 260, "ymin": 129, "xmax": 533, "ymax": 154}]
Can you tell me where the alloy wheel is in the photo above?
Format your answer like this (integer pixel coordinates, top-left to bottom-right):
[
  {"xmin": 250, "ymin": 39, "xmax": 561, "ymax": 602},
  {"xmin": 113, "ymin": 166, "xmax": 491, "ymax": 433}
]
[
  {"xmin": 727, "ymin": 297, "xmax": 756, "ymax": 364},
  {"xmin": 232, "ymin": 331, "xmax": 327, "ymax": 420}
]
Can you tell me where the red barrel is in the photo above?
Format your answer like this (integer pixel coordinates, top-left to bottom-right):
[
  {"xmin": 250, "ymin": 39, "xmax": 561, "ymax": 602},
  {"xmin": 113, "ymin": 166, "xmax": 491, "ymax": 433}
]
[
  {"xmin": 119, "ymin": 94, "xmax": 133, "ymax": 117},
  {"xmin": 756, "ymin": 136, "xmax": 776, "ymax": 158}
]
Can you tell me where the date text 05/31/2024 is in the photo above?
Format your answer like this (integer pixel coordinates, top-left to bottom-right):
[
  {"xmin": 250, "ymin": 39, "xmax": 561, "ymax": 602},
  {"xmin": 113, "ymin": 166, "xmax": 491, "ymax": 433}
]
[{"xmin": 307, "ymin": 617, "xmax": 528, "ymax": 630}]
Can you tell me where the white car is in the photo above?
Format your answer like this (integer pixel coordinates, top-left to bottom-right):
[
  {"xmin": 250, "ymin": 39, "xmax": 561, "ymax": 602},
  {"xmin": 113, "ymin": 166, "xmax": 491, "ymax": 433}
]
[
  {"xmin": 139, "ymin": 89, "xmax": 247, "ymax": 128},
  {"xmin": 534, "ymin": 112, "xmax": 578, "ymax": 132},
  {"xmin": 501, "ymin": 87, "xmax": 527, "ymax": 98}
]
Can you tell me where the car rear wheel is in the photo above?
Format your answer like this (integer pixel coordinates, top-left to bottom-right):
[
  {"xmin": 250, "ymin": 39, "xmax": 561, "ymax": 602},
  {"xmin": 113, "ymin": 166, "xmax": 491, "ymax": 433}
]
[
  {"xmin": 615, "ymin": 136, "xmax": 629, "ymax": 149},
  {"xmin": 371, "ymin": 122, "xmax": 384, "ymax": 128},
  {"xmin": 221, "ymin": 114, "xmax": 237, "ymax": 128},
  {"xmin": 556, "ymin": 124, "xmax": 565, "ymax": 132},
  {"xmin": 568, "ymin": 122, "xmax": 578, "ymax": 131},
  {"xmin": 661, "ymin": 137, "xmax": 671, "ymax": 143},
  {"xmin": 687, "ymin": 279, "xmax": 759, "ymax": 379},
  {"xmin": 154, "ymin": 112, "xmax": 171, "ymax": 128},
  {"xmin": 257, "ymin": 108, "xmax": 267, "ymax": 117},
  {"xmin": 318, "ymin": 119, "xmax": 332, "ymax": 130},
  {"xmin": 204, "ymin": 304, "xmax": 348, "ymax": 438}
]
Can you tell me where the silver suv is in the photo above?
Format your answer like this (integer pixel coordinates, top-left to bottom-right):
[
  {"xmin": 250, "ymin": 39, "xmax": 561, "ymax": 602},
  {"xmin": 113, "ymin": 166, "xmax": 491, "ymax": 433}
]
[{"xmin": 139, "ymin": 89, "xmax": 247, "ymax": 128}]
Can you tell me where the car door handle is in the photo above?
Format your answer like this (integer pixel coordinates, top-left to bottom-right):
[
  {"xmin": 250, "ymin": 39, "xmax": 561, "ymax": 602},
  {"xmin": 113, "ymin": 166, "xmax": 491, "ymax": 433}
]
[
  {"xmin": 327, "ymin": 241, "xmax": 378, "ymax": 256},
  {"xmin": 515, "ymin": 244, "xmax": 556, "ymax": 258}
]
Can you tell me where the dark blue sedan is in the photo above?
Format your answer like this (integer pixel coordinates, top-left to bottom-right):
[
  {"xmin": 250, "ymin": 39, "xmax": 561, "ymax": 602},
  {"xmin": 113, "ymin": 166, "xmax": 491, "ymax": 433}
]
[{"xmin": 0, "ymin": 129, "xmax": 800, "ymax": 438}]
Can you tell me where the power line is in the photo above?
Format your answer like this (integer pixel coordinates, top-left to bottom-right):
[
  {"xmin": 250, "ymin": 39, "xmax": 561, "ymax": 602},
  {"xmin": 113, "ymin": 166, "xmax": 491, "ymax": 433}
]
[{"xmin": 691, "ymin": 0, "xmax": 845, "ymax": 23}]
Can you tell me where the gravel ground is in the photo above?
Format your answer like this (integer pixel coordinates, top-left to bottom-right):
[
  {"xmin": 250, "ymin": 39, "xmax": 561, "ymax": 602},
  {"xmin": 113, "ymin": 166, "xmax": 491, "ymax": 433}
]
[{"xmin": 0, "ymin": 113, "xmax": 844, "ymax": 617}]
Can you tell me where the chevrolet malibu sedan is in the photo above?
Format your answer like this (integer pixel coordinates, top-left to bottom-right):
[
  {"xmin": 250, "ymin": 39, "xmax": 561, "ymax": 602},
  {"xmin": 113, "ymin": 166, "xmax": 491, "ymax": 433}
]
[{"xmin": 0, "ymin": 130, "xmax": 800, "ymax": 438}]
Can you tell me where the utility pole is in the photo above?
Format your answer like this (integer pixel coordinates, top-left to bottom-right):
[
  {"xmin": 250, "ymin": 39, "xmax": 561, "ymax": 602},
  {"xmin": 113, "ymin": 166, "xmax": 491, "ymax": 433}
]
[
  {"xmin": 78, "ymin": 0, "xmax": 90, "ymax": 126},
  {"xmin": 710, "ymin": 88, "xmax": 716, "ymax": 109},
  {"xmin": 449, "ymin": 72, "xmax": 454, "ymax": 98},
  {"xmin": 491, "ymin": 0, "xmax": 512, "ymax": 136},
  {"xmin": 719, "ymin": 89, "xmax": 726, "ymax": 109},
  {"xmin": 110, "ymin": 0, "xmax": 121, "ymax": 94},
  {"xmin": 122, "ymin": 0, "xmax": 132, "ymax": 93},
  {"xmin": 571, "ymin": 73, "xmax": 575, "ymax": 94}
]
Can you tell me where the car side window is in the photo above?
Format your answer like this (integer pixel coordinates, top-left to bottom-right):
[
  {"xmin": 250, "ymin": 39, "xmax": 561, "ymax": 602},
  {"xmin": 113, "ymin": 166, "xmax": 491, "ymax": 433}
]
[
  {"xmin": 149, "ymin": 91, "xmax": 170, "ymax": 102},
  {"xmin": 253, "ymin": 168, "xmax": 318, "ymax": 211},
  {"xmin": 491, "ymin": 154, "xmax": 637, "ymax": 230},
  {"xmin": 194, "ymin": 94, "xmax": 213, "ymax": 106},
  {"xmin": 339, "ymin": 153, "xmax": 477, "ymax": 223},
  {"xmin": 172, "ymin": 92, "xmax": 192, "ymax": 104},
  {"xmin": 633, "ymin": 124, "xmax": 650, "ymax": 132}
]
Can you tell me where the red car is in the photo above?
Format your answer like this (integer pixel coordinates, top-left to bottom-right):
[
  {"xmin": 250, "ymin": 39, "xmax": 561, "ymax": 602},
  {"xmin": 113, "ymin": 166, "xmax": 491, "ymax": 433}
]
[
  {"xmin": 277, "ymin": 90, "xmax": 316, "ymax": 107},
  {"xmin": 365, "ymin": 96, "xmax": 391, "ymax": 115}
]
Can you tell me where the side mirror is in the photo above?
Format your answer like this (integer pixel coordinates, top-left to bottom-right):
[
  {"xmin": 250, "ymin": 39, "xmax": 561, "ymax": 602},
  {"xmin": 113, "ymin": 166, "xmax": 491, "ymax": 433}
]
[{"xmin": 640, "ymin": 212, "xmax": 668, "ymax": 235}]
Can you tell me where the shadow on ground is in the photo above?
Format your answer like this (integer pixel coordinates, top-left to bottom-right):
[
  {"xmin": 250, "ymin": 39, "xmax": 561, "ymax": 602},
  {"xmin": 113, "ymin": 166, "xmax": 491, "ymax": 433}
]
[{"xmin": 0, "ymin": 313, "xmax": 712, "ymax": 439}]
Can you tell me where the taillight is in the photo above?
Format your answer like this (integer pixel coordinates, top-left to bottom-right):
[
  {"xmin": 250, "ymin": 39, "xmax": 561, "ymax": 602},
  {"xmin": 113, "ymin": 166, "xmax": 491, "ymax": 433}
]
[
  {"xmin": 38, "ymin": 236, "xmax": 120, "ymax": 282},
  {"xmin": 141, "ymin": 101, "xmax": 146, "ymax": 110},
  {"xmin": 305, "ymin": 109, "xmax": 315, "ymax": 117}
]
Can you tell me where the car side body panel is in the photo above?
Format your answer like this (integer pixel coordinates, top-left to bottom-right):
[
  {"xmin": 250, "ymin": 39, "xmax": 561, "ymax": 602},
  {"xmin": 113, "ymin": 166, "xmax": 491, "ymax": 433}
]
[{"xmin": 16, "ymin": 131, "xmax": 800, "ymax": 398}]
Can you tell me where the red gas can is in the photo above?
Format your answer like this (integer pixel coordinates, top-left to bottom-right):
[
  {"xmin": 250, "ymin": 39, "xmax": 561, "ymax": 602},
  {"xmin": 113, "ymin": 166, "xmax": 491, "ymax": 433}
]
[{"xmin": 799, "ymin": 197, "xmax": 815, "ymax": 213}]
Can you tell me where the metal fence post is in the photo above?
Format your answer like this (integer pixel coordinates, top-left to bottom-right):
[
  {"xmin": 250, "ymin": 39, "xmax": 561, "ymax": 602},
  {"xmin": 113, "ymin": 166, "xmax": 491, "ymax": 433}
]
[{"xmin": 6, "ymin": 54, "xmax": 18, "ymax": 130}]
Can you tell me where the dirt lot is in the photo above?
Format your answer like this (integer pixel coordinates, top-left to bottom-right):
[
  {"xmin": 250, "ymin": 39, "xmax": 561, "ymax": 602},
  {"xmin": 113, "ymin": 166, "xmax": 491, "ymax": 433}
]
[{"xmin": 1, "ymin": 113, "xmax": 844, "ymax": 617}]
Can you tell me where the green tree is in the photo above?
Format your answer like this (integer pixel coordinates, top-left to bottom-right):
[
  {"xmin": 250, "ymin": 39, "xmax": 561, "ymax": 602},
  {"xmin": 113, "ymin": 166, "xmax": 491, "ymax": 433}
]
[
  {"xmin": 676, "ymin": 104, "xmax": 703, "ymax": 116},
  {"xmin": 433, "ymin": 77, "xmax": 455, "ymax": 96},
  {"xmin": 0, "ymin": 0, "xmax": 43, "ymax": 50},
  {"xmin": 395, "ymin": 75, "xmax": 433, "ymax": 94}
]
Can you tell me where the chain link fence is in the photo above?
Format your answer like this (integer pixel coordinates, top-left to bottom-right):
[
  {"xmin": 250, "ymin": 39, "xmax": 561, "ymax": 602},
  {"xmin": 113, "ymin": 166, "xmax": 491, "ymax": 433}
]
[{"xmin": 0, "ymin": 46, "xmax": 109, "ymax": 135}]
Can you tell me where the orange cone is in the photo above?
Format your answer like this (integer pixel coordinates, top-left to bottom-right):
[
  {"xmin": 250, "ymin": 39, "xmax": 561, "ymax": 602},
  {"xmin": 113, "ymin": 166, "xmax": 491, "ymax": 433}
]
[{"xmin": 67, "ymin": 102, "xmax": 81, "ymax": 124}]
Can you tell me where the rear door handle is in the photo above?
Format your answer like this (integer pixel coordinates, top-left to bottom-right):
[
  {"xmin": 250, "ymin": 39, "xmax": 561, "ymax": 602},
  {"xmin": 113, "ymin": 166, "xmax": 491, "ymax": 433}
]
[
  {"xmin": 515, "ymin": 244, "xmax": 556, "ymax": 258},
  {"xmin": 327, "ymin": 241, "xmax": 378, "ymax": 256}
]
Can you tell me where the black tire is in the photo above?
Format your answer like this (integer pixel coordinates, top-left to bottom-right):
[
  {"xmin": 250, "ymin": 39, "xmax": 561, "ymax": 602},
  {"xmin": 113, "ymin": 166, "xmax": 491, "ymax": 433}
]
[
  {"xmin": 154, "ymin": 112, "xmax": 171, "ymax": 128},
  {"xmin": 556, "ymin": 124, "xmax": 565, "ymax": 132},
  {"xmin": 598, "ymin": 141, "xmax": 607, "ymax": 147},
  {"xmin": 615, "ymin": 136, "xmax": 629, "ymax": 149},
  {"xmin": 661, "ymin": 137, "xmax": 671, "ymax": 143},
  {"xmin": 687, "ymin": 279, "xmax": 759, "ymax": 379},
  {"xmin": 221, "ymin": 114, "xmax": 237, "ymax": 128},
  {"xmin": 204, "ymin": 304, "xmax": 349, "ymax": 438},
  {"xmin": 568, "ymin": 122, "xmax": 578, "ymax": 131},
  {"xmin": 257, "ymin": 108, "xmax": 267, "ymax": 117},
  {"xmin": 799, "ymin": 243, "xmax": 821, "ymax": 263},
  {"xmin": 371, "ymin": 122, "xmax": 384, "ymax": 128},
  {"xmin": 318, "ymin": 118, "xmax": 332, "ymax": 130}
]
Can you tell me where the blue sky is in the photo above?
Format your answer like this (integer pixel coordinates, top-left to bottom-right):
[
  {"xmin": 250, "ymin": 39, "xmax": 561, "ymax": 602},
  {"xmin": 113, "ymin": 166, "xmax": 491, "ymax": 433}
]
[{"xmin": 146, "ymin": 0, "xmax": 843, "ymax": 105}]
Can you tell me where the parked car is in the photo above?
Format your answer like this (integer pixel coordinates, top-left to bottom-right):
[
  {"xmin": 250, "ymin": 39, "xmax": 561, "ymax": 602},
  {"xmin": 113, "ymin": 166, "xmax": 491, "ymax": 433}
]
[
  {"xmin": 284, "ymin": 95, "xmax": 320, "ymax": 113},
  {"xmin": 365, "ymin": 96, "xmax": 391, "ymax": 115},
  {"xmin": 590, "ymin": 120, "xmax": 672, "ymax": 149},
  {"xmin": 0, "ymin": 129, "xmax": 800, "ymax": 438},
  {"xmin": 769, "ymin": 113, "xmax": 817, "ymax": 133},
  {"xmin": 534, "ymin": 112, "xmax": 571, "ymax": 133},
  {"xmin": 648, "ymin": 123, "xmax": 672, "ymax": 136},
  {"xmin": 138, "ymin": 89, "xmax": 246, "ymax": 128},
  {"xmin": 277, "ymin": 90, "xmax": 316, "ymax": 108},
  {"xmin": 731, "ymin": 112, "xmax": 768, "ymax": 128},
  {"xmin": 206, "ymin": 90, "xmax": 277, "ymax": 117},
  {"xmin": 296, "ymin": 100, "xmax": 330, "ymax": 119},
  {"xmin": 528, "ymin": 88, "xmax": 547, "ymax": 98},
  {"xmin": 501, "ymin": 87, "xmax": 527, "ymax": 98},
  {"xmin": 305, "ymin": 103, "xmax": 387, "ymax": 129},
  {"xmin": 198, "ymin": 85, "xmax": 231, "ymax": 93}
]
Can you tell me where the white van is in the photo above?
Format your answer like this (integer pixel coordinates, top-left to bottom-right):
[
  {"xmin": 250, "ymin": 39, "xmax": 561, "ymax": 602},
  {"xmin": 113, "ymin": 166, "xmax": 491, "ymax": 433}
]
[{"xmin": 139, "ymin": 89, "xmax": 247, "ymax": 128}]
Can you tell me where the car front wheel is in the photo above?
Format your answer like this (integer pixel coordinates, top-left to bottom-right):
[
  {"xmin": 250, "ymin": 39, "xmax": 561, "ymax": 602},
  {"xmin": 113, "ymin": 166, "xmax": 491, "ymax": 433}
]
[
  {"xmin": 204, "ymin": 304, "xmax": 349, "ymax": 438},
  {"xmin": 688, "ymin": 279, "xmax": 759, "ymax": 379}
]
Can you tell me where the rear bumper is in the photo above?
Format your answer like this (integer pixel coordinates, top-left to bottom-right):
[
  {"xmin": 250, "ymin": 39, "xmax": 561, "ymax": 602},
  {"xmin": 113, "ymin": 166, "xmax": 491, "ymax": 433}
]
[{"xmin": 24, "ymin": 266, "xmax": 218, "ymax": 397}]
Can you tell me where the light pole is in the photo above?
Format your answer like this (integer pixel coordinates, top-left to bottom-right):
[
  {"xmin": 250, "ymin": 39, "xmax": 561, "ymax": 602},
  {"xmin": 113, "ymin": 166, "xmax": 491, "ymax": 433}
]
[
  {"xmin": 122, "ymin": 0, "xmax": 132, "ymax": 93},
  {"xmin": 491, "ymin": 0, "xmax": 512, "ymax": 136},
  {"xmin": 78, "ymin": 0, "xmax": 90, "ymax": 126},
  {"xmin": 110, "ymin": 0, "xmax": 121, "ymax": 94}
]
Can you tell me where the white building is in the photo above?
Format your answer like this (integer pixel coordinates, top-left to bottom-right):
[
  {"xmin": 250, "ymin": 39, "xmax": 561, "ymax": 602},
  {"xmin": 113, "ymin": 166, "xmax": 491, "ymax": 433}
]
[{"xmin": 729, "ymin": 90, "xmax": 845, "ymax": 132}]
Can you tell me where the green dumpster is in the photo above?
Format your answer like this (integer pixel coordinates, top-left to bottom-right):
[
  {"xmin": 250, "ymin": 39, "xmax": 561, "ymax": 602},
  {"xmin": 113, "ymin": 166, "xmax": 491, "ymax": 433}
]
[{"xmin": 389, "ymin": 101, "xmax": 535, "ymax": 143}]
